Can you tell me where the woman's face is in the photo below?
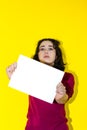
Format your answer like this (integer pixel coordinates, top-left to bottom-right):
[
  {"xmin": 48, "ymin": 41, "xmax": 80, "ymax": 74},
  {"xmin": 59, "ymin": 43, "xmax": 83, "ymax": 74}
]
[{"xmin": 38, "ymin": 41, "xmax": 57, "ymax": 66}]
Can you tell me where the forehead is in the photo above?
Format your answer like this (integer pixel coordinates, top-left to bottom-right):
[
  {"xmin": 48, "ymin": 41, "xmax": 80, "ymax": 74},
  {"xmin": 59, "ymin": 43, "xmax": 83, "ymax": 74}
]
[{"xmin": 39, "ymin": 41, "xmax": 53, "ymax": 47}]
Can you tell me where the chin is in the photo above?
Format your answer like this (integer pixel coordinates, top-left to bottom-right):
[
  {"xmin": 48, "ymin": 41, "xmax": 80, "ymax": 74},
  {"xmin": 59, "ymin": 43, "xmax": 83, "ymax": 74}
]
[{"xmin": 44, "ymin": 62, "xmax": 53, "ymax": 66}]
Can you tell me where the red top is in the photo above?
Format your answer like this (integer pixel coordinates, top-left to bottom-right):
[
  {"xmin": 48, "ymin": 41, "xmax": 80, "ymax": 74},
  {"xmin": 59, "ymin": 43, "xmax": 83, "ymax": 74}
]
[{"xmin": 25, "ymin": 72, "xmax": 75, "ymax": 130}]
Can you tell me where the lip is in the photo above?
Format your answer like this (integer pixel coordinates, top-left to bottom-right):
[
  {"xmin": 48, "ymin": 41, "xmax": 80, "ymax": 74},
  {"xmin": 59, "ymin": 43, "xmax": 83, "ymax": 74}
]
[{"xmin": 44, "ymin": 55, "xmax": 50, "ymax": 58}]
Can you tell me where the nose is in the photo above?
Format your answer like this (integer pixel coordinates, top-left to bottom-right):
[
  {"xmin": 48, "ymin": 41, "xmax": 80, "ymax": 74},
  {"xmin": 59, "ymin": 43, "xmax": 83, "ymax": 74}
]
[{"xmin": 44, "ymin": 49, "xmax": 49, "ymax": 53}]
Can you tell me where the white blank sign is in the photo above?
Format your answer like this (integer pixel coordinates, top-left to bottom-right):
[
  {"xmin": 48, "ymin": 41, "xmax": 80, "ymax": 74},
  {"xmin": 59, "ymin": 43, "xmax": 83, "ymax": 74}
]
[{"xmin": 8, "ymin": 54, "xmax": 64, "ymax": 103}]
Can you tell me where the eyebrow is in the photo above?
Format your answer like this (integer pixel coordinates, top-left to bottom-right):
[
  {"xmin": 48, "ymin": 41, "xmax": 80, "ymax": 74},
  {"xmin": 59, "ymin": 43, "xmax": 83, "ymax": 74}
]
[{"xmin": 39, "ymin": 45, "xmax": 54, "ymax": 48}]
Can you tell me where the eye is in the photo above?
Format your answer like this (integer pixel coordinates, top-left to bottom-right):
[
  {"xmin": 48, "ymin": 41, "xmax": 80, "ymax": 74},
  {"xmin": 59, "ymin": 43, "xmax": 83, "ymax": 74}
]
[
  {"xmin": 39, "ymin": 47, "xmax": 45, "ymax": 51},
  {"xmin": 48, "ymin": 47, "xmax": 54, "ymax": 51}
]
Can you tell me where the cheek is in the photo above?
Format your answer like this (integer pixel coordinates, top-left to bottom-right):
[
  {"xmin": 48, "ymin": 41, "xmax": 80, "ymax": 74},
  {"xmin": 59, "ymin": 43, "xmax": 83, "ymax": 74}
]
[
  {"xmin": 38, "ymin": 52, "xmax": 43, "ymax": 60},
  {"xmin": 51, "ymin": 50, "xmax": 56, "ymax": 59},
  {"xmin": 51, "ymin": 53, "xmax": 56, "ymax": 61}
]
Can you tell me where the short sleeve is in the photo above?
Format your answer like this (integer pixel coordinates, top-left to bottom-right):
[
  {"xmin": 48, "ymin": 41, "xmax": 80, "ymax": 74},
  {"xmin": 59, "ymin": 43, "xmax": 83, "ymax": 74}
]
[{"xmin": 61, "ymin": 72, "xmax": 75, "ymax": 99}]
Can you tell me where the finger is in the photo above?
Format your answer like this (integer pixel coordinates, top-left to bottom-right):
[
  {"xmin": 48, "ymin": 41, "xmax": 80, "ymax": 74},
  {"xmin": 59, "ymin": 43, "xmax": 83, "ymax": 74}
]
[
  {"xmin": 6, "ymin": 68, "xmax": 12, "ymax": 79},
  {"xmin": 56, "ymin": 85, "xmax": 66, "ymax": 94},
  {"xmin": 6, "ymin": 66, "xmax": 12, "ymax": 73},
  {"xmin": 6, "ymin": 65, "xmax": 14, "ymax": 78},
  {"xmin": 57, "ymin": 82, "xmax": 62, "ymax": 87}
]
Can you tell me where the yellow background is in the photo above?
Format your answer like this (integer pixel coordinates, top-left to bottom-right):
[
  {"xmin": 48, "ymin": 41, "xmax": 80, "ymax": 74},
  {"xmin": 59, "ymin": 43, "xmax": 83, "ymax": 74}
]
[{"xmin": 0, "ymin": 0, "xmax": 87, "ymax": 129}]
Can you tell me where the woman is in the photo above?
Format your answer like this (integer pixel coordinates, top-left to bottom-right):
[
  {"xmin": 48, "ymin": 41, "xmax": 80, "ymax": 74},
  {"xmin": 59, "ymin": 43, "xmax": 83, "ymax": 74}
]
[{"xmin": 6, "ymin": 38, "xmax": 75, "ymax": 130}]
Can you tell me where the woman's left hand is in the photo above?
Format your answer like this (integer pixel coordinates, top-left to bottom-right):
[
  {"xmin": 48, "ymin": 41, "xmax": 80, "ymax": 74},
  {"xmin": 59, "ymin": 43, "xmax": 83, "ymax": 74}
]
[
  {"xmin": 56, "ymin": 82, "xmax": 66, "ymax": 95},
  {"xmin": 55, "ymin": 82, "xmax": 68, "ymax": 104}
]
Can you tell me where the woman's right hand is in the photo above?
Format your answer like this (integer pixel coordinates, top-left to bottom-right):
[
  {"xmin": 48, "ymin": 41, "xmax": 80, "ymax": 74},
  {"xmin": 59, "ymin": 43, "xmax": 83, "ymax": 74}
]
[{"xmin": 6, "ymin": 62, "xmax": 17, "ymax": 79}]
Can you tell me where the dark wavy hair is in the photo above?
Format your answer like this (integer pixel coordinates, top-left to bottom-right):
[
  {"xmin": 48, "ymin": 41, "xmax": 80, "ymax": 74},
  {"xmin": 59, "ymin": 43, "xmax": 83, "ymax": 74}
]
[{"xmin": 33, "ymin": 38, "xmax": 66, "ymax": 71}]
